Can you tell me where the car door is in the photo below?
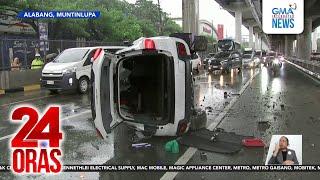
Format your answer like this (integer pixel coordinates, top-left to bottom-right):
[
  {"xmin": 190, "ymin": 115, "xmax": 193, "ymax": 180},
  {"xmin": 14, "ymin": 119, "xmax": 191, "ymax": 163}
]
[{"xmin": 91, "ymin": 48, "xmax": 122, "ymax": 139}]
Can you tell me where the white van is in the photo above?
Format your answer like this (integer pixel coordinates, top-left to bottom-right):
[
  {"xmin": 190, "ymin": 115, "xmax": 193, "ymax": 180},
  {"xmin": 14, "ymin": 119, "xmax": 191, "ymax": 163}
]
[
  {"xmin": 91, "ymin": 34, "xmax": 207, "ymax": 138},
  {"xmin": 41, "ymin": 46, "xmax": 125, "ymax": 94}
]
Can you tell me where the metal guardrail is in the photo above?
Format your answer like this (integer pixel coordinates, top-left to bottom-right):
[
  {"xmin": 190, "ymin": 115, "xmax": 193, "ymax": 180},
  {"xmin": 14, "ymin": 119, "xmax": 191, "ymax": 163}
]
[
  {"xmin": 0, "ymin": 39, "xmax": 123, "ymax": 71},
  {"xmin": 287, "ymin": 57, "xmax": 320, "ymax": 77}
]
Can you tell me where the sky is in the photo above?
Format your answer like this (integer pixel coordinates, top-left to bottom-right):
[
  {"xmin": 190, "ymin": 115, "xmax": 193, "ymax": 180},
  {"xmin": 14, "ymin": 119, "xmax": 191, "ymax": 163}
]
[{"xmin": 124, "ymin": 0, "xmax": 249, "ymax": 39}]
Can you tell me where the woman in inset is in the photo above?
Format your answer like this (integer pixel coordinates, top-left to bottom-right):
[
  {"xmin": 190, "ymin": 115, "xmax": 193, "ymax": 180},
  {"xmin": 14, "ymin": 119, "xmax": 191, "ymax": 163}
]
[{"xmin": 268, "ymin": 136, "xmax": 299, "ymax": 165}]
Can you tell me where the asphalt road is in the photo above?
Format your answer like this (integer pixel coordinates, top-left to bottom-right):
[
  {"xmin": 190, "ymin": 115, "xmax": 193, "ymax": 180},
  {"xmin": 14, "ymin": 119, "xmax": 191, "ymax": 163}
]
[{"xmin": 0, "ymin": 62, "xmax": 319, "ymax": 180}]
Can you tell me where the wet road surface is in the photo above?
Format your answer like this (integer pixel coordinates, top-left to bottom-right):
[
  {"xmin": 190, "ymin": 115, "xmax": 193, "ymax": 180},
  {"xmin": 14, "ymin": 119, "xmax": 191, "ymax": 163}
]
[
  {"xmin": 0, "ymin": 62, "xmax": 319, "ymax": 180},
  {"xmin": 175, "ymin": 63, "xmax": 320, "ymax": 180}
]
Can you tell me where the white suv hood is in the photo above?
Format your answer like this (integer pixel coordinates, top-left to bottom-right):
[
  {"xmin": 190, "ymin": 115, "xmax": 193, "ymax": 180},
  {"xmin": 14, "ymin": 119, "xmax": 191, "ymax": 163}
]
[{"xmin": 42, "ymin": 62, "xmax": 79, "ymax": 73}]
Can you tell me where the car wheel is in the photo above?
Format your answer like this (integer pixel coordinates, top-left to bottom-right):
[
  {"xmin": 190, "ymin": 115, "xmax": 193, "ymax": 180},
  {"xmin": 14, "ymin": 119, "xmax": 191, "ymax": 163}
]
[
  {"xmin": 49, "ymin": 89, "xmax": 58, "ymax": 94},
  {"xmin": 196, "ymin": 64, "xmax": 200, "ymax": 74},
  {"xmin": 78, "ymin": 77, "xmax": 89, "ymax": 94}
]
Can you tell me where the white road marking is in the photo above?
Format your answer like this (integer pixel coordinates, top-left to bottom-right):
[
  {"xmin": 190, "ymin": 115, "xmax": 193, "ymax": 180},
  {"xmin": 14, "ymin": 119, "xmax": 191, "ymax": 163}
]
[
  {"xmin": 0, "ymin": 95, "xmax": 54, "ymax": 107},
  {"xmin": 160, "ymin": 147, "xmax": 197, "ymax": 180},
  {"xmin": 0, "ymin": 109, "xmax": 91, "ymax": 142},
  {"xmin": 161, "ymin": 69, "xmax": 261, "ymax": 180}
]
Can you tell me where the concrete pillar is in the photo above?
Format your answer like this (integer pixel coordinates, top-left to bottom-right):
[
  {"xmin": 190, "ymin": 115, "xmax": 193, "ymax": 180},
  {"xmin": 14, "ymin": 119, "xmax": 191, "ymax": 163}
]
[
  {"xmin": 296, "ymin": 18, "xmax": 312, "ymax": 60},
  {"xmin": 312, "ymin": 31, "xmax": 317, "ymax": 52},
  {"xmin": 235, "ymin": 10, "xmax": 242, "ymax": 43},
  {"xmin": 259, "ymin": 35, "xmax": 262, "ymax": 50},
  {"xmin": 285, "ymin": 36, "xmax": 293, "ymax": 57},
  {"xmin": 249, "ymin": 26, "xmax": 254, "ymax": 49},
  {"xmin": 279, "ymin": 38, "xmax": 285, "ymax": 54},
  {"xmin": 254, "ymin": 33, "xmax": 259, "ymax": 49},
  {"xmin": 182, "ymin": 0, "xmax": 199, "ymax": 35}
]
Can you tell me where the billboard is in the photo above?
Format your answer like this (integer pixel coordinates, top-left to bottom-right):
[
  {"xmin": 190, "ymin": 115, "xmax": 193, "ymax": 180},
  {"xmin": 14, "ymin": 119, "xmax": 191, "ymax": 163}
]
[{"xmin": 217, "ymin": 24, "xmax": 224, "ymax": 40}]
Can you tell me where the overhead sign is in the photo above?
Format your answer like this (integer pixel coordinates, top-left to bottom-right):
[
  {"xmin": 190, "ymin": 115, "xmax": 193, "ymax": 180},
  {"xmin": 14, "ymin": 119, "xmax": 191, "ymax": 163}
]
[
  {"xmin": 38, "ymin": 22, "xmax": 49, "ymax": 51},
  {"xmin": 262, "ymin": 0, "xmax": 304, "ymax": 34}
]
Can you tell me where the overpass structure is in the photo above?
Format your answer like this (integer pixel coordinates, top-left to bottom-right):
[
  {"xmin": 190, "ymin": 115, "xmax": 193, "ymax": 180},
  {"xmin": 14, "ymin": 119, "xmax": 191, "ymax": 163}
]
[
  {"xmin": 182, "ymin": 0, "xmax": 320, "ymax": 57},
  {"xmin": 182, "ymin": 0, "xmax": 270, "ymax": 50},
  {"xmin": 272, "ymin": 0, "xmax": 320, "ymax": 60}
]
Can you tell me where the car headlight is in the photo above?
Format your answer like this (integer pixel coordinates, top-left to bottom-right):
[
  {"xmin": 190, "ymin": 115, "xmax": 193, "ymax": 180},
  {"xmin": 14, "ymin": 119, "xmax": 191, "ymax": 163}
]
[{"xmin": 62, "ymin": 67, "xmax": 77, "ymax": 75}]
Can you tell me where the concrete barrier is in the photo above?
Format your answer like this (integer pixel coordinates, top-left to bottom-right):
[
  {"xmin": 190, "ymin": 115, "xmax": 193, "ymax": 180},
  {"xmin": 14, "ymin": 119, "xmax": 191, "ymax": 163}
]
[{"xmin": 0, "ymin": 69, "xmax": 42, "ymax": 92}]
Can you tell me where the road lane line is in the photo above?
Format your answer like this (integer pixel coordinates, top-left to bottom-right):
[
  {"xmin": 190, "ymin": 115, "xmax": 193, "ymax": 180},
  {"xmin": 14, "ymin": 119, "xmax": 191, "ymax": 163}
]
[
  {"xmin": 0, "ymin": 109, "xmax": 91, "ymax": 142},
  {"xmin": 160, "ymin": 147, "xmax": 197, "ymax": 180},
  {"xmin": 0, "ymin": 95, "xmax": 54, "ymax": 107},
  {"xmin": 161, "ymin": 69, "xmax": 261, "ymax": 180},
  {"xmin": 207, "ymin": 69, "xmax": 260, "ymax": 130}
]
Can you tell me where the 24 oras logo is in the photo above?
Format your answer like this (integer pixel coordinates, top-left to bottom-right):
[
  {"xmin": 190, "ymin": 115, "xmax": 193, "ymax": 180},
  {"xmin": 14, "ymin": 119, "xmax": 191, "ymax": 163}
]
[{"xmin": 10, "ymin": 106, "xmax": 63, "ymax": 174}]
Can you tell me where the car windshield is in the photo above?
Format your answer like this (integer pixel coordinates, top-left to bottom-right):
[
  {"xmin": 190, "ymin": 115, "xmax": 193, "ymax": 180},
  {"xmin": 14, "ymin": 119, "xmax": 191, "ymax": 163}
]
[
  {"xmin": 244, "ymin": 50, "xmax": 253, "ymax": 55},
  {"xmin": 54, "ymin": 49, "xmax": 89, "ymax": 63},
  {"xmin": 217, "ymin": 40, "xmax": 233, "ymax": 50},
  {"xmin": 214, "ymin": 52, "xmax": 230, "ymax": 58},
  {"xmin": 243, "ymin": 54, "xmax": 252, "ymax": 59},
  {"xmin": 207, "ymin": 53, "xmax": 215, "ymax": 58}
]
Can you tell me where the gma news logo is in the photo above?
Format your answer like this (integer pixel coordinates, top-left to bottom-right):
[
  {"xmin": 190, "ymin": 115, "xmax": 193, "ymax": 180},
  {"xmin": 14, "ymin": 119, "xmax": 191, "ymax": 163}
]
[
  {"xmin": 263, "ymin": 0, "xmax": 304, "ymax": 34},
  {"xmin": 271, "ymin": 3, "xmax": 297, "ymax": 29}
]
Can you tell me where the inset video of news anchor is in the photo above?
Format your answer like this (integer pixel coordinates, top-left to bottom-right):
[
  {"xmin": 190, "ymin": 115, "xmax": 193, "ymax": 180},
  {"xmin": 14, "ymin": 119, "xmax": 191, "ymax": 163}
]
[{"xmin": 0, "ymin": 0, "xmax": 320, "ymax": 179}]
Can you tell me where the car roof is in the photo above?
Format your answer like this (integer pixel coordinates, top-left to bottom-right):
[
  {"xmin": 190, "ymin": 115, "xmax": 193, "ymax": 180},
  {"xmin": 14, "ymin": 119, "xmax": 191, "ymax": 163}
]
[{"xmin": 66, "ymin": 46, "xmax": 126, "ymax": 50}]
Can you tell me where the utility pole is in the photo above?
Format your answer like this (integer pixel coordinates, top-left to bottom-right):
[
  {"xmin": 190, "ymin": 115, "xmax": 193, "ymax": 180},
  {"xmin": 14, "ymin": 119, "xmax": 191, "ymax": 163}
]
[{"xmin": 157, "ymin": 0, "xmax": 162, "ymax": 35}]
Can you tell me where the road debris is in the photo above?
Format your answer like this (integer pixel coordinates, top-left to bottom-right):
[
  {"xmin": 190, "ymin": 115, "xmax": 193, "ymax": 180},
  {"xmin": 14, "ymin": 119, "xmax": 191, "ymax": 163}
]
[
  {"xmin": 132, "ymin": 143, "xmax": 152, "ymax": 149},
  {"xmin": 224, "ymin": 92, "xmax": 228, "ymax": 98},
  {"xmin": 200, "ymin": 152, "xmax": 207, "ymax": 161},
  {"xmin": 165, "ymin": 140, "xmax": 179, "ymax": 153}
]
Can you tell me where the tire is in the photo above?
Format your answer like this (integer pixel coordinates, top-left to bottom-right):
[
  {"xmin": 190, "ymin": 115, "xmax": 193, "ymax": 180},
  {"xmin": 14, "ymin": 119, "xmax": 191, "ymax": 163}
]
[
  {"xmin": 196, "ymin": 64, "xmax": 200, "ymax": 74},
  {"xmin": 49, "ymin": 89, "xmax": 58, "ymax": 94},
  {"xmin": 78, "ymin": 77, "xmax": 89, "ymax": 94},
  {"xmin": 225, "ymin": 66, "xmax": 231, "ymax": 74}
]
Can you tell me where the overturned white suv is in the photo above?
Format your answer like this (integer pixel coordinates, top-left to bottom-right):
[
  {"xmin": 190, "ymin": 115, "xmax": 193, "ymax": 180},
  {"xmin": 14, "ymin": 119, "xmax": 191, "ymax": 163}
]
[{"xmin": 91, "ymin": 34, "xmax": 207, "ymax": 139}]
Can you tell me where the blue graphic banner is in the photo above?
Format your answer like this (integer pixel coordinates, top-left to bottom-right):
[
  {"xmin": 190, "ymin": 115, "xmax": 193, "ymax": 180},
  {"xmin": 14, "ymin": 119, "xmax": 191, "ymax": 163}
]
[{"xmin": 17, "ymin": 11, "xmax": 100, "ymax": 19}]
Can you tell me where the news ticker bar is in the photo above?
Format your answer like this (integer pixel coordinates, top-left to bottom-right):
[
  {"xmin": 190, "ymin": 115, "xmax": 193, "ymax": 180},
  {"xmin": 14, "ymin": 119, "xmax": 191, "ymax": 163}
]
[{"xmin": 1, "ymin": 165, "xmax": 320, "ymax": 172}]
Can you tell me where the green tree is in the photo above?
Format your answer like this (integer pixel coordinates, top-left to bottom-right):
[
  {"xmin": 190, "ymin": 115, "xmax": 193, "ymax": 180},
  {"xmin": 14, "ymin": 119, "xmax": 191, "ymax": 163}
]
[{"xmin": 5, "ymin": 0, "xmax": 182, "ymax": 42}]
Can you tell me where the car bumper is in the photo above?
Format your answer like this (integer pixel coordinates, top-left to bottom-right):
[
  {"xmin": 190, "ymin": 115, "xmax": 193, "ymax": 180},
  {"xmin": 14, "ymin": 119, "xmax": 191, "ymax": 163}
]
[
  {"xmin": 243, "ymin": 61, "xmax": 255, "ymax": 67},
  {"xmin": 41, "ymin": 72, "xmax": 78, "ymax": 90},
  {"xmin": 208, "ymin": 63, "xmax": 228, "ymax": 70}
]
